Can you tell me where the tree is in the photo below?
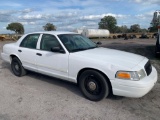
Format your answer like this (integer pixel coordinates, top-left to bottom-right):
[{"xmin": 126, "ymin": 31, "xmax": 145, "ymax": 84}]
[
  {"xmin": 115, "ymin": 25, "xmax": 128, "ymax": 33},
  {"xmin": 120, "ymin": 25, "xmax": 128, "ymax": 33},
  {"xmin": 148, "ymin": 26, "xmax": 157, "ymax": 32},
  {"xmin": 98, "ymin": 16, "xmax": 117, "ymax": 33},
  {"xmin": 6, "ymin": 22, "xmax": 24, "ymax": 34},
  {"xmin": 115, "ymin": 26, "xmax": 121, "ymax": 33},
  {"xmin": 140, "ymin": 28, "xmax": 148, "ymax": 33},
  {"xmin": 43, "ymin": 23, "xmax": 56, "ymax": 31},
  {"xmin": 130, "ymin": 24, "xmax": 141, "ymax": 33}
]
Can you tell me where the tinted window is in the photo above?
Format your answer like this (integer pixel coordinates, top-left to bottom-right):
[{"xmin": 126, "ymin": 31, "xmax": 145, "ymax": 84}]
[
  {"xmin": 40, "ymin": 34, "xmax": 61, "ymax": 51},
  {"xmin": 20, "ymin": 34, "xmax": 40, "ymax": 49}
]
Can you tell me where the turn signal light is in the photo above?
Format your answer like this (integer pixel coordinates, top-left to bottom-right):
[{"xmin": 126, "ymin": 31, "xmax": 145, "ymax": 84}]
[{"xmin": 116, "ymin": 72, "xmax": 131, "ymax": 79}]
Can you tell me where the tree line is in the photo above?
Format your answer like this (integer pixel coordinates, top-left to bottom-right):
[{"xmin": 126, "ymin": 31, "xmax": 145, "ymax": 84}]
[
  {"xmin": 98, "ymin": 16, "xmax": 157, "ymax": 33},
  {"xmin": 6, "ymin": 15, "xmax": 157, "ymax": 34},
  {"xmin": 6, "ymin": 23, "xmax": 56, "ymax": 34}
]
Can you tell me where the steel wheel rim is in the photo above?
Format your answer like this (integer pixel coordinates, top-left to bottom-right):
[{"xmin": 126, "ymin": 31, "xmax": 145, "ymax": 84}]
[
  {"xmin": 13, "ymin": 61, "xmax": 20, "ymax": 74},
  {"xmin": 84, "ymin": 75, "xmax": 101, "ymax": 95}
]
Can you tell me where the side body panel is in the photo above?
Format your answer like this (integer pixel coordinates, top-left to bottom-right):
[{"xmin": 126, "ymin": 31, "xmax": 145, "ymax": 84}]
[{"xmin": 36, "ymin": 50, "xmax": 69, "ymax": 80}]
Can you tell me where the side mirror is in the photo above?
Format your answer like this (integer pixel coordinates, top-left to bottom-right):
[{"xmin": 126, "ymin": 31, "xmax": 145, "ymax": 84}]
[
  {"xmin": 96, "ymin": 41, "xmax": 102, "ymax": 45},
  {"xmin": 51, "ymin": 47, "xmax": 65, "ymax": 53}
]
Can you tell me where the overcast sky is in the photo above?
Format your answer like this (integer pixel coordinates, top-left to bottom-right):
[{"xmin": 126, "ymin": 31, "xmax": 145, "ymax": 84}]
[{"xmin": 0, "ymin": 0, "xmax": 159, "ymax": 33}]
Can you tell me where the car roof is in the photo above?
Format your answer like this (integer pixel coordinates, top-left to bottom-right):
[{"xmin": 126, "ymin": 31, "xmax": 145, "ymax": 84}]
[{"xmin": 26, "ymin": 31, "xmax": 78, "ymax": 36}]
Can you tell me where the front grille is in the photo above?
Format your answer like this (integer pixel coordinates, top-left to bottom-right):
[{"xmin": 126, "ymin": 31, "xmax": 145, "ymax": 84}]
[{"xmin": 144, "ymin": 61, "xmax": 152, "ymax": 76}]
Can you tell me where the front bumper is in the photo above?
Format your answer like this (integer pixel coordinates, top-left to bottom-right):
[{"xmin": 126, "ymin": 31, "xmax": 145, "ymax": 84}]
[{"xmin": 111, "ymin": 66, "xmax": 157, "ymax": 98}]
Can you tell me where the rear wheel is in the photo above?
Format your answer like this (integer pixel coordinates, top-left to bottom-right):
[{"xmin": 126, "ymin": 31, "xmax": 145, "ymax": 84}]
[
  {"xmin": 79, "ymin": 70, "xmax": 109, "ymax": 101},
  {"xmin": 11, "ymin": 57, "xmax": 26, "ymax": 77}
]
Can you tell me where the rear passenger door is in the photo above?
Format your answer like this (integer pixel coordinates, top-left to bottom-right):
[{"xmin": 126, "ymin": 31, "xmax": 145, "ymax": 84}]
[
  {"xmin": 18, "ymin": 34, "xmax": 40, "ymax": 71},
  {"xmin": 36, "ymin": 34, "xmax": 69, "ymax": 80}
]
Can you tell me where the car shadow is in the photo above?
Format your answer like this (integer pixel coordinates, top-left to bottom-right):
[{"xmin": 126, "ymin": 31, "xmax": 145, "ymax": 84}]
[
  {"xmin": 108, "ymin": 95, "xmax": 125, "ymax": 100},
  {"xmin": 26, "ymin": 71, "xmax": 84, "ymax": 98}
]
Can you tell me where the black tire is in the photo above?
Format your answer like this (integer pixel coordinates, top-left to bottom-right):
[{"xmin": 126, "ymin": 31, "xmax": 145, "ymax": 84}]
[
  {"xmin": 11, "ymin": 57, "xmax": 26, "ymax": 77},
  {"xmin": 79, "ymin": 70, "xmax": 109, "ymax": 101}
]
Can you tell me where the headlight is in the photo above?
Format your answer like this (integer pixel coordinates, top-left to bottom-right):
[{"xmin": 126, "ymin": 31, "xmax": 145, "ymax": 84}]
[
  {"xmin": 137, "ymin": 69, "xmax": 146, "ymax": 79},
  {"xmin": 116, "ymin": 69, "xmax": 146, "ymax": 81}
]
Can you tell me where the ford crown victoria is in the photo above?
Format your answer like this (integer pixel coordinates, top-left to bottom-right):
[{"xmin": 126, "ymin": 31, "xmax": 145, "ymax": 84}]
[{"xmin": 1, "ymin": 31, "xmax": 158, "ymax": 101}]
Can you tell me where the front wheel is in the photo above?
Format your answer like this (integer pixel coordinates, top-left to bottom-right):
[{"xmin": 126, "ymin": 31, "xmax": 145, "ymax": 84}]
[
  {"xmin": 79, "ymin": 70, "xmax": 109, "ymax": 101},
  {"xmin": 11, "ymin": 57, "xmax": 27, "ymax": 77}
]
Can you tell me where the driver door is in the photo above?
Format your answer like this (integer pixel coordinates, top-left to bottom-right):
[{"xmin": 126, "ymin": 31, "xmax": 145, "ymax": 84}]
[{"xmin": 36, "ymin": 34, "xmax": 69, "ymax": 80}]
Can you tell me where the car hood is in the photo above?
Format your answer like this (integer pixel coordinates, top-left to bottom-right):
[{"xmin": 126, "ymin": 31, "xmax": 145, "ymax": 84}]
[{"xmin": 72, "ymin": 47, "xmax": 145, "ymax": 69}]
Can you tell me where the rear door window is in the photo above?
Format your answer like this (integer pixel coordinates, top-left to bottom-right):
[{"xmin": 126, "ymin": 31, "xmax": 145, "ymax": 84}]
[{"xmin": 20, "ymin": 34, "xmax": 40, "ymax": 49}]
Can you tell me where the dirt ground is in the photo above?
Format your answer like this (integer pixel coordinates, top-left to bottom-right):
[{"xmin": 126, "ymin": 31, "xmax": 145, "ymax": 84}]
[{"xmin": 0, "ymin": 39, "xmax": 160, "ymax": 120}]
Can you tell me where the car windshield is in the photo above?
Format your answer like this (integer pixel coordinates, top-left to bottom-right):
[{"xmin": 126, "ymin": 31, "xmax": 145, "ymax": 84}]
[{"xmin": 58, "ymin": 34, "xmax": 97, "ymax": 52}]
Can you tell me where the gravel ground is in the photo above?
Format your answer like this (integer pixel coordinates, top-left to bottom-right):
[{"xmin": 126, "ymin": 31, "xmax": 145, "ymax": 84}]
[{"xmin": 0, "ymin": 39, "xmax": 160, "ymax": 120}]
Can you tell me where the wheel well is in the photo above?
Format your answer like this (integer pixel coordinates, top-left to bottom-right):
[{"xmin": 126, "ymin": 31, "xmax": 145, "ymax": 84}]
[
  {"xmin": 10, "ymin": 55, "xmax": 18, "ymax": 61},
  {"xmin": 77, "ymin": 68, "xmax": 113, "ymax": 95}
]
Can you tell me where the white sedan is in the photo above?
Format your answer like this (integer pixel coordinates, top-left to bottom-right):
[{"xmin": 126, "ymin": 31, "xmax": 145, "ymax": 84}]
[{"xmin": 1, "ymin": 31, "xmax": 158, "ymax": 101}]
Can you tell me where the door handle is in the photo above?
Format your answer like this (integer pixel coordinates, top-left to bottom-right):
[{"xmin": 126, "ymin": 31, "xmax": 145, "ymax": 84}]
[
  {"xmin": 18, "ymin": 50, "xmax": 22, "ymax": 52},
  {"xmin": 36, "ymin": 53, "xmax": 42, "ymax": 56}
]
